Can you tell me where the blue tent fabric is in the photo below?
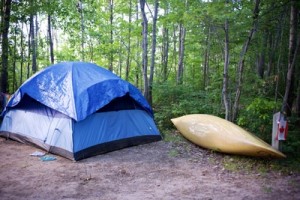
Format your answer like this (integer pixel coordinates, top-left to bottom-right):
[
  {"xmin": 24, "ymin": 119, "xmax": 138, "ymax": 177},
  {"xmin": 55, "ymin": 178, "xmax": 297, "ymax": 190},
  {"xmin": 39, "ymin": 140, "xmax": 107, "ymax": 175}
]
[
  {"xmin": 0, "ymin": 61, "xmax": 161, "ymax": 160},
  {"xmin": 3, "ymin": 62, "xmax": 153, "ymax": 121}
]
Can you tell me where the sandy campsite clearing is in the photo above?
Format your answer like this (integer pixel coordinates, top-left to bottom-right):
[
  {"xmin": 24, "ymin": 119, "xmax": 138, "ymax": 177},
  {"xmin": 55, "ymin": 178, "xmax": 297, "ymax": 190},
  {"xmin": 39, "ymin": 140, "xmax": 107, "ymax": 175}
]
[{"xmin": 0, "ymin": 136, "xmax": 299, "ymax": 200}]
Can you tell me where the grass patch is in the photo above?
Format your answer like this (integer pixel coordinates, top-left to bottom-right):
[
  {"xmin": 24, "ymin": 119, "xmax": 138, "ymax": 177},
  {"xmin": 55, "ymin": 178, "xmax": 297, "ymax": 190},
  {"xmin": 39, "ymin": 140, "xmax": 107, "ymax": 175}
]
[
  {"xmin": 168, "ymin": 149, "xmax": 179, "ymax": 157},
  {"xmin": 262, "ymin": 185, "xmax": 273, "ymax": 193},
  {"xmin": 163, "ymin": 130, "xmax": 186, "ymax": 143},
  {"xmin": 288, "ymin": 179, "xmax": 300, "ymax": 188},
  {"xmin": 221, "ymin": 153, "xmax": 300, "ymax": 174},
  {"xmin": 223, "ymin": 157, "xmax": 239, "ymax": 171}
]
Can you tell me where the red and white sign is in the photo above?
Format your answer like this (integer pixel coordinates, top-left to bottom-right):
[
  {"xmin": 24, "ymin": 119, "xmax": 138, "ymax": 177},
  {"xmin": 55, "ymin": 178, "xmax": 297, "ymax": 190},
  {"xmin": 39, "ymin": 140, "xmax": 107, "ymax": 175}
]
[{"xmin": 276, "ymin": 114, "xmax": 288, "ymax": 141}]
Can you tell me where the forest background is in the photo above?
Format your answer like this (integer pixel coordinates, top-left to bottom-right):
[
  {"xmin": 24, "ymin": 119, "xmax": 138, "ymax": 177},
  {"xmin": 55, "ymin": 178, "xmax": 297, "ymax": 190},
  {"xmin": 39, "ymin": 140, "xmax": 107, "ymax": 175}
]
[{"xmin": 0, "ymin": 0, "xmax": 299, "ymax": 160}]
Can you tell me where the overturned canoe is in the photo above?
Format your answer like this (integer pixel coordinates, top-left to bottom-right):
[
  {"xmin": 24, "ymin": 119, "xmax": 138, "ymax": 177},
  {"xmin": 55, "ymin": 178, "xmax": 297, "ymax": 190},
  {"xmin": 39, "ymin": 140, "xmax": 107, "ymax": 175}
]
[{"xmin": 171, "ymin": 114, "xmax": 286, "ymax": 158}]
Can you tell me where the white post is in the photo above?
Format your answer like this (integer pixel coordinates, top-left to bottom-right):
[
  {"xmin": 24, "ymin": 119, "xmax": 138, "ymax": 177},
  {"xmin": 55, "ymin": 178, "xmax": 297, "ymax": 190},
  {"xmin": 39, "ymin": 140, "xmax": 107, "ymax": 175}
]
[{"xmin": 272, "ymin": 112, "xmax": 280, "ymax": 150}]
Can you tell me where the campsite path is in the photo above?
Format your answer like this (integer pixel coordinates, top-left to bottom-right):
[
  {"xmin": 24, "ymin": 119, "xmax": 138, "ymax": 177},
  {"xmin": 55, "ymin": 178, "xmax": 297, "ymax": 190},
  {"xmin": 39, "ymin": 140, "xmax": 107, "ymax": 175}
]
[{"xmin": 0, "ymin": 137, "xmax": 299, "ymax": 200}]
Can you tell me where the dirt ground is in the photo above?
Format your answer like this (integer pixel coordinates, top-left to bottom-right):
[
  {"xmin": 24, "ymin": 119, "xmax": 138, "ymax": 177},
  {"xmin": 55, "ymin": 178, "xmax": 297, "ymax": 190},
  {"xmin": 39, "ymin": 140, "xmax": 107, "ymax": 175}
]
[{"xmin": 0, "ymin": 136, "xmax": 299, "ymax": 200}]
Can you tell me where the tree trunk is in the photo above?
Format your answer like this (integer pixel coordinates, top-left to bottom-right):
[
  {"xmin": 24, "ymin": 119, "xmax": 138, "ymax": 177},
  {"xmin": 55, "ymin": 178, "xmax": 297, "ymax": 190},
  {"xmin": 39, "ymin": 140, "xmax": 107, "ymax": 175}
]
[
  {"xmin": 172, "ymin": 25, "xmax": 178, "ymax": 76},
  {"xmin": 268, "ymin": 9, "xmax": 287, "ymax": 77},
  {"xmin": 161, "ymin": 27, "xmax": 169, "ymax": 82},
  {"xmin": 281, "ymin": 0, "xmax": 299, "ymax": 116},
  {"xmin": 257, "ymin": 52, "xmax": 265, "ymax": 79},
  {"xmin": 125, "ymin": 0, "xmax": 132, "ymax": 81},
  {"xmin": 48, "ymin": 15, "xmax": 54, "ymax": 64},
  {"xmin": 109, "ymin": 0, "xmax": 113, "ymax": 71},
  {"xmin": 13, "ymin": 26, "xmax": 17, "ymax": 91},
  {"xmin": 35, "ymin": 14, "xmax": 38, "ymax": 69},
  {"xmin": 88, "ymin": 38, "xmax": 94, "ymax": 61},
  {"xmin": 274, "ymin": 12, "xmax": 286, "ymax": 107},
  {"xmin": 78, "ymin": 0, "xmax": 84, "ymax": 61},
  {"xmin": 20, "ymin": 23, "xmax": 24, "ymax": 86},
  {"xmin": 29, "ymin": 0, "xmax": 38, "ymax": 74},
  {"xmin": 135, "ymin": 2, "xmax": 140, "ymax": 87},
  {"xmin": 161, "ymin": 5, "xmax": 169, "ymax": 82},
  {"xmin": 118, "ymin": 35, "xmax": 123, "ymax": 78},
  {"xmin": 27, "ymin": 23, "xmax": 31, "ymax": 79},
  {"xmin": 222, "ymin": 18, "xmax": 231, "ymax": 121},
  {"xmin": 296, "ymin": 80, "xmax": 300, "ymax": 118},
  {"xmin": 148, "ymin": 0, "xmax": 158, "ymax": 106},
  {"xmin": 232, "ymin": 0, "xmax": 260, "ymax": 121},
  {"xmin": 30, "ymin": 13, "xmax": 37, "ymax": 74},
  {"xmin": 203, "ymin": 25, "xmax": 211, "ymax": 90},
  {"xmin": 140, "ymin": 0, "xmax": 149, "ymax": 101},
  {"xmin": 0, "ymin": 0, "xmax": 12, "ymax": 93},
  {"xmin": 0, "ymin": 0, "xmax": 2, "ymax": 43},
  {"xmin": 257, "ymin": 32, "xmax": 267, "ymax": 79},
  {"xmin": 177, "ymin": 23, "xmax": 186, "ymax": 85},
  {"xmin": 266, "ymin": 32, "xmax": 274, "ymax": 77}
]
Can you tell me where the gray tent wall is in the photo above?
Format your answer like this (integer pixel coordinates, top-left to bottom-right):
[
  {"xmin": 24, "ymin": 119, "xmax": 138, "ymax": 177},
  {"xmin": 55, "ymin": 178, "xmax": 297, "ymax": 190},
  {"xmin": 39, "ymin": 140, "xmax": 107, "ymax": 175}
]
[{"xmin": 0, "ymin": 100, "xmax": 74, "ymax": 158}]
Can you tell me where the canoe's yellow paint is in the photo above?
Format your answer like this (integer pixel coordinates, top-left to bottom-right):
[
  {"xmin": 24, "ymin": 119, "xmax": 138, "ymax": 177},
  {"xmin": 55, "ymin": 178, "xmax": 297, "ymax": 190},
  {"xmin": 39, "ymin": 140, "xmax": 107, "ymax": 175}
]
[{"xmin": 171, "ymin": 114, "xmax": 286, "ymax": 158}]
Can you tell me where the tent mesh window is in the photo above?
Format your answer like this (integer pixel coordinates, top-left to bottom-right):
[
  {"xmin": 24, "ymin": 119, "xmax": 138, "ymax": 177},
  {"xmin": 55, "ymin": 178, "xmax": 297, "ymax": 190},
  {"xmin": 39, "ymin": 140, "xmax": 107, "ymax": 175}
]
[{"xmin": 97, "ymin": 94, "xmax": 143, "ymax": 113}]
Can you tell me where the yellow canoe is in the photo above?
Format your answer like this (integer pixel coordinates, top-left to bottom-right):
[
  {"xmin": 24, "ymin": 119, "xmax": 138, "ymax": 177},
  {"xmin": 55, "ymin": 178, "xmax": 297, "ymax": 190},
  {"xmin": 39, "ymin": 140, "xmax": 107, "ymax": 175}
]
[{"xmin": 171, "ymin": 114, "xmax": 286, "ymax": 158}]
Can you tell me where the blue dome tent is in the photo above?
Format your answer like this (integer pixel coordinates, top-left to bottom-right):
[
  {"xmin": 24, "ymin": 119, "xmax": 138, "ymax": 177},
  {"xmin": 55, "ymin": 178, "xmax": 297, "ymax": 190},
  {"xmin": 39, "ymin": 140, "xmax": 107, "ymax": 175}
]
[{"xmin": 0, "ymin": 62, "xmax": 161, "ymax": 160}]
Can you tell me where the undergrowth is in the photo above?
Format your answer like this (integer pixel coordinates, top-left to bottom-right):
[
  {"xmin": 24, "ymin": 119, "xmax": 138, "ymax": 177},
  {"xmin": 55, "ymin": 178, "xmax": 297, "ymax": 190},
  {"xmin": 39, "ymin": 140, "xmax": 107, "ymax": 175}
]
[{"xmin": 153, "ymin": 82, "xmax": 300, "ymax": 174}]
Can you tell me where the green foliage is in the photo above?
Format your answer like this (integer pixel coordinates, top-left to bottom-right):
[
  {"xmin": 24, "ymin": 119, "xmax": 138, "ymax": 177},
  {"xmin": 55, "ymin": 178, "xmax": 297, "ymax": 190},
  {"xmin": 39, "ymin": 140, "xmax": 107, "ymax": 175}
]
[
  {"xmin": 281, "ymin": 115, "xmax": 300, "ymax": 157},
  {"xmin": 153, "ymin": 82, "xmax": 222, "ymax": 131},
  {"xmin": 237, "ymin": 98, "xmax": 279, "ymax": 142}
]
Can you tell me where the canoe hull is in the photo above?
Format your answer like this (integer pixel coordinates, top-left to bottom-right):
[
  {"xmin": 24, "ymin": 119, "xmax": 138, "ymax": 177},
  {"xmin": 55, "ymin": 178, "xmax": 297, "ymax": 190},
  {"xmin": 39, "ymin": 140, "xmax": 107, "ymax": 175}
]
[{"xmin": 171, "ymin": 114, "xmax": 286, "ymax": 158}]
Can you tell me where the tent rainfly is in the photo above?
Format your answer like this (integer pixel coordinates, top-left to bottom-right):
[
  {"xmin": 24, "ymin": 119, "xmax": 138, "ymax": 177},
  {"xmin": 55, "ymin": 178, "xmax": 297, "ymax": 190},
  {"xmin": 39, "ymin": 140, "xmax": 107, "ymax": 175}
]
[{"xmin": 0, "ymin": 61, "xmax": 161, "ymax": 160}]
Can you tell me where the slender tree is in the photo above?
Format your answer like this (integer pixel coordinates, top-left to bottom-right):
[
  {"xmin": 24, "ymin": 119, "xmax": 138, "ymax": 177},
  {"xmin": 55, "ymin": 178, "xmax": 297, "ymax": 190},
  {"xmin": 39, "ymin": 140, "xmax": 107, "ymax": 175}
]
[
  {"xmin": 282, "ymin": 0, "xmax": 299, "ymax": 116},
  {"xmin": 148, "ymin": 0, "xmax": 158, "ymax": 106},
  {"xmin": 48, "ymin": 15, "xmax": 54, "ymax": 64},
  {"xmin": 297, "ymin": 79, "xmax": 300, "ymax": 118},
  {"xmin": 29, "ymin": 0, "xmax": 37, "ymax": 74},
  {"xmin": 27, "ymin": 22, "xmax": 31, "ymax": 79},
  {"xmin": 125, "ymin": 0, "xmax": 132, "ymax": 81},
  {"xmin": 177, "ymin": 23, "xmax": 186, "ymax": 85},
  {"xmin": 1, "ymin": 0, "xmax": 12, "ymax": 93},
  {"xmin": 134, "ymin": 2, "xmax": 140, "ymax": 87},
  {"xmin": 203, "ymin": 24, "xmax": 211, "ymax": 90},
  {"xmin": 77, "ymin": 0, "xmax": 85, "ymax": 61},
  {"xmin": 273, "ymin": 7, "xmax": 287, "ymax": 107},
  {"xmin": 257, "ymin": 32, "xmax": 267, "ymax": 79},
  {"xmin": 20, "ymin": 22, "xmax": 24, "ymax": 85},
  {"xmin": 109, "ymin": 0, "xmax": 113, "ymax": 71},
  {"xmin": 29, "ymin": 13, "xmax": 37, "ymax": 73},
  {"xmin": 172, "ymin": 25, "xmax": 178, "ymax": 78},
  {"xmin": 140, "ymin": 0, "xmax": 149, "ymax": 101},
  {"xmin": 222, "ymin": 17, "xmax": 230, "ymax": 121},
  {"xmin": 161, "ymin": 28, "xmax": 169, "ymax": 81},
  {"xmin": 12, "ymin": 25, "xmax": 17, "ymax": 91},
  {"xmin": 232, "ymin": 0, "xmax": 260, "ymax": 121}
]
